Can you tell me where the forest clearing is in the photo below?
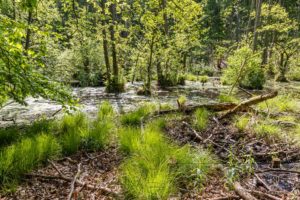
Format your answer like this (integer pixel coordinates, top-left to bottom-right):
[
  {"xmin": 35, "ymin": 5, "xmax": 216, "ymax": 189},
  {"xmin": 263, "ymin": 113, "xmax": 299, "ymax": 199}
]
[{"xmin": 1, "ymin": 0, "xmax": 300, "ymax": 199}]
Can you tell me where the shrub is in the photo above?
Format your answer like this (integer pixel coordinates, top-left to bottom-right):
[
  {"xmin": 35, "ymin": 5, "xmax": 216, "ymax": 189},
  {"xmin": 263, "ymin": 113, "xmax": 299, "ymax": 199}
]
[
  {"xmin": 185, "ymin": 74, "xmax": 198, "ymax": 81},
  {"xmin": 234, "ymin": 116, "xmax": 250, "ymax": 132},
  {"xmin": 221, "ymin": 46, "xmax": 266, "ymax": 90},
  {"xmin": 198, "ymin": 76, "xmax": 209, "ymax": 86},
  {"xmin": 193, "ymin": 108, "xmax": 210, "ymax": 131},
  {"xmin": 121, "ymin": 103, "xmax": 156, "ymax": 126},
  {"xmin": 177, "ymin": 95, "xmax": 187, "ymax": 109},
  {"xmin": 0, "ymin": 127, "xmax": 20, "ymax": 148}
]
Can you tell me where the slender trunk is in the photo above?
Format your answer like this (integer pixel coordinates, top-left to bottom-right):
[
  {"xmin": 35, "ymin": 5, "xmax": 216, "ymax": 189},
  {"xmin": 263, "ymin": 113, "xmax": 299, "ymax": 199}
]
[
  {"xmin": 101, "ymin": 0, "xmax": 111, "ymax": 85},
  {"xmin": 147, "ymin": 36, "xmax": 155, "ymax": 91},
  {"xmin": 183, "ymin": 53, "xmax": 187, "ymax": 73},
  {"xmin": 162, "ymin": 0, "xmax": 168, "ymax": 35},
  {"xmin": 109, "ymin": 2, "xmax": 119, "ymax": 86},
  {"xmin": 253, "ymin": 0, "xmax": 262, "ymax": 51},
  {"xmin": 12, "ymin": 0, "xmax": 16, "ymax": 20},
  {"xmin": 131, "ymin": 53, "xmax": 140, "ymax": 84},
  {"xmin": 25, "ymin": 10, "xmax": 33, "ymax": 51},
  {"xmin": 235, "ymin": 3, "xmax": 240, "ymax": 42},
  {"xmin": 247, "ymin": 0, "xmax": 255, "ymax": 33}
]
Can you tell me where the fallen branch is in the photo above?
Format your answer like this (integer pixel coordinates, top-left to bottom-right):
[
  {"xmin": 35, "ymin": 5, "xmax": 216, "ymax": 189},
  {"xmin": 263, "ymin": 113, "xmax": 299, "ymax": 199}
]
[
  {"xmin": 233, "ymin": 182, "xmax": 257, "ymax": 200},
  {"xmin": 211, "ymin": 195, "xmax": 240, "ymax": 200},
  {"xmin": 256, "ymin": 168, "xmax": 300, "ymax": 175},
  {"xmin": 249, "ymin": 190, "xmax": 281, "ymax": 200},
  {"xmin": 254, "ymin": 173, "xmax": 271, "ymax": 191},
  {"xmin": 25, "ymin": 173, "xmax": 119, "ymax": 198},
  {"xmin": 67, "ymin": 163, "xmax": 82, "ymax": 200},
  {"xmin": 219, "ymin": 91, "xmax": 278, "ymax": 119}
]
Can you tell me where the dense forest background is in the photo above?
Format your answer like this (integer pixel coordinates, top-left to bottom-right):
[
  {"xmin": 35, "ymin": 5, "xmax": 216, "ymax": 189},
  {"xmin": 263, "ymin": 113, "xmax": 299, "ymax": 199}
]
[{"xmin": 1, "ymin": 0, "xmax": 300, "ymax": 105}]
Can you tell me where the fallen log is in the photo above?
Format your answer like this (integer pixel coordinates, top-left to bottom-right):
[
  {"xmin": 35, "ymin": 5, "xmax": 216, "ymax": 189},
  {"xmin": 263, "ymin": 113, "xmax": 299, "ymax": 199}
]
[
  {"xmin": 233, "ymin": 182, "xmax": 257, "ymax": 200},
  {"xmin": 157, "ymin": 91, "xmax": 278, "ymax": 117},
  {"xmin": 219, "ymin": 91, "xmax": 278, "ymax": 119}
]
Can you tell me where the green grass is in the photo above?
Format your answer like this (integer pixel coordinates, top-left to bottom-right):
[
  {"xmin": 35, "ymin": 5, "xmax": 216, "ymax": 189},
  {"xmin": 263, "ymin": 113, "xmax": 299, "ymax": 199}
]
[
  {"xmin": 234, "ymin": 116, "xmax": 250, "ymax": 132},
  {"xmin": 218, "ymin": 93, "xmax": 239, "ymax": 103},
  {"xmin": 119, "ymin": 119, "xmax": 217, "ymax": 199},
  {"xmin": 257, "ymin": 95, "xmax": 299, "ymax": 113},
  {"xmin": 253, "ymin": 122, "xmax": 281, "ymax": 140},
  {"xmin": 121, "ymin": 103, "xmax": 156, "ymax": 126},
  {"xmin": 177, "ymin": 95, "xmax": 187, "ymax": 108},
  {"xmin": 0, "ymin": 134, "xmax": 61, "ymax": 192},
  {"xmin": 84, "ymin": 101, "xmax": 115, "ymax": 151},
  {"xmin": 193, "ymin": 108, "xmax": 210, "ymax": 131},
  {"xmin": 58, "ymin": 113, "xmax": 88, "ymax": 155},
  {"xmin": 199, "ymin": 75, "xmax": 208, "ymax": 85},
  {"xmin": 118, "ymin": 127, "xmax": 141, "ymax": 155},
  {"xmin": 0, "ymin": 119, "xmax": 54, "ymax": 149}
]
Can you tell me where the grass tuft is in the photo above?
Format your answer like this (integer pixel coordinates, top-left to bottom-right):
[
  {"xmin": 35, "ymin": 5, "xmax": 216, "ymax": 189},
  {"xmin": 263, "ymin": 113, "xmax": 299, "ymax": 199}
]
[
  {"xmin": 234, "ymin": 116, "xmax": 250, "ymax": 132},
  {"xmin": 218, "ymin": 93, "xmax": 238, "ymax": 103},
  {"xmin": 253, "ymin": 122, "xmax": 281, "ymax": 140},
  {"xmin": 257, "ymin": 95, "xmax": 299, "ymax": 113},
  {"xmin": 193, "ymin": 108, "xmax": 210, "ymax": 131},
  {"xmin": 121, "ymin": 103, "xmax": 156, "ymax": 126},
  {"xmin": 0, "ymin": 134, "xmax": 61, "ymax": 192},
  {"xmin": 118, "ymin": 127, "xmax": 141, "ymax": 155}
]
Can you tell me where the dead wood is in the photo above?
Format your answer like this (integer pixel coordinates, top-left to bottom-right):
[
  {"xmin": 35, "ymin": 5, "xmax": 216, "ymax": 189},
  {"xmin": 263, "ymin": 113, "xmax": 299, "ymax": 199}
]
[
  {"xmin": 67, "ymin": 163, "xmax": 81, "ymax": 200},
  {"xmin": 254, "ymin": 173, "xmax": 271, "ymax": 191},
  {"xmin": 233, "ymin": 182, "xmax": 257, "ymax": 200},
  {"xmin": 256, "ymin": 168, "xmax": 300, "ymax": 175},
  {"xmin": 157, "ymin": 91, "xmax": 277, "ymax": 118},
  {"xmin": 249, "ymin": 190, "xmax": 282, "ymax": 200},
  {"xmin": 211, "ymin": 195, "xmax": 240, "ymax": 200},
  {"xmin": 25, "ymin": 173, "xmax": 120, "ymax": 198},
  {"xmin": 219, "ymin": 91, "xmax": 278, "ymax": 119}
]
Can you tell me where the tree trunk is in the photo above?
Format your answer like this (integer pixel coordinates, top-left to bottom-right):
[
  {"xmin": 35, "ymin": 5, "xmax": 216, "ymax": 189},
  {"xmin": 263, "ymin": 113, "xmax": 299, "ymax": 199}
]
[
  {"xmin": 253, "ymin": 0, "xmax": 262, "ymax": 51},
  {"xmin": 25, "ymin": 10, "xmax": 33, "ymax": 51},
  {"xmin": 101, "ymin": 0, "xmax": 111, "ymax": 85},
  {"xmin": 147, "ymin": 35, "xmax": 155, "ymax": 92},
  {"xmin": 162, "ymin": 0, "xmax": 168, "ymax": 35},
  {"xmin": 109, "ymin": 2, "xmax": 119, "ymax": 87}
]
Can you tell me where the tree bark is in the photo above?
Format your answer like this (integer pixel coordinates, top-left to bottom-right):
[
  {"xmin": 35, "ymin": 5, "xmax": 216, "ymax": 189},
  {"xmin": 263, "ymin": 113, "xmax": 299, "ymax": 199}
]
[
  {"xmin": 25, "ymin": 10, "xmax": 33, "ymax": 51},
  {"xmin": 109, "ymin": 2, "xmax": 119, "ymax": 87},
  {"xmin": 101, "ymin": 0, "xmax": 111, "ymax": 85},
  {"xmin": 253, "ymin": 0, "xmax": 262, "ymax": 51},
  {"xmin": 147, "ymin": 35, "xmax": 155, "ymax": 92}
]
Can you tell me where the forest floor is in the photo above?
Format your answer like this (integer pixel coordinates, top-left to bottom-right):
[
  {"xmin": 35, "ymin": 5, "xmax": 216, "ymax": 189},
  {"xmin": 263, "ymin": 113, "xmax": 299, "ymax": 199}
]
[{"xmin": 3, "ymin": 112, "xmax": 300, "ymax": 200}]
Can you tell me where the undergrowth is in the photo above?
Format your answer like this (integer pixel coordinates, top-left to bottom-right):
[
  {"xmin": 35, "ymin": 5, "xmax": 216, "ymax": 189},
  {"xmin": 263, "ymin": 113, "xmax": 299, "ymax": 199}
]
[
  {"xmin": 193, "ymin": 108, "xmax": 210, "ymax": 131},
  {"xmin": 0, "ymin": 101, "xmax": 115, "ymax": 192},
  {"xmin": 234, "ymin": 115, "xmax": 250, "ymax": 132},
  {"xmin": 257, "ymin": 95, "xmax": 299, "ymax": 113},
  {"xmin": 119, "ymin": 118, "xmax": 217, "ymax": 199},
  {"xmin": 120, "ymin": 103, "xmax": 156, "ymax": 126}
]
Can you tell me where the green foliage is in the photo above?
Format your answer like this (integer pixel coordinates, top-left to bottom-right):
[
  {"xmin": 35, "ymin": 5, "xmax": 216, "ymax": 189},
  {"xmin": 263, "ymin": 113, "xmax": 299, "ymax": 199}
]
[
  {"xmin": 177, "ymin": 95, "xmax": 187, "ymax": 108},
  {"xmin": 199, "ymin": 75, "xmax": 209, "ymax": 85},
  {"xmin": 226, "ymin": 150, "xmax": 255, "ymax": 185},
  {"xmin": 185, "ymin": 74, "xmax": 198, "ymax": 81},
  {"xmin": 218, "ymin": 93, "xmax": 238, "ymax": 103},
  {"xmin": 58, "ymin": 113, "xmax": 88, "ymax": 155},
  {"xmin": 253, "ymin": 122, "xmax": 281, "ymax": 140},
  {"xmin": 257, "ymin": 95, "xmax": 299, "ymax": 113},
  {"xmin": 234, "ymin": 116, "xmax": 250, "ymax": 132},
  {"xmin": 0, "ymin": 15, "xmax": 73, "ymax": 107},
  {"xmin": 193, "ymin": 108, "xmax": 210, "ymax": 131},
  {"xmin": 118, "ymin": 127, "xmax": 141, "ymax": 155},
  {"xmin": 0, "ymin": 134, "xmax": 60, "ymax": 192},
  {"xmin": 120, "ymin": 122, "xmax": 216, "ymax": 199},
  {"xmin": 121, "ymin": 103, "xmax": 156, "ymax": 126},
  {"xmin": 221, "ymin": 46, "xmax": 266, "ymax": 90}
]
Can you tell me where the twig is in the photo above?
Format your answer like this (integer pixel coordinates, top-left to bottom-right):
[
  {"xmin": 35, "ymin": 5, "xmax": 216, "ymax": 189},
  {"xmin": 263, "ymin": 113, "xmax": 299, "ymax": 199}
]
[
  {"xmin": 254, "ymin": 173, "xmax": 271, "ymax": 191},
  {"xmin": 256, "ymin": 168, "xmax": 300, "ymax": 175},
  {"xmin": 211, "ymin": 195, "xmax": 240, "ymax": 200},
  {"xmin": 67, "ymin": 163, "xmax": 81, "ymax": 200},
  {"xmin": 249, "ymin": 190, "xmax": 281, "ymax": 200},
  {"xmin": 25, "ymin": 173, "xmax": 119, "ymax": 198},
  {"xmin": 48, "ymin": 159, "xmax": 64, "ymax": 177},
  {"xmin": 233, "ymin": 182, "xmax": 257, "ymax": 200}
]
